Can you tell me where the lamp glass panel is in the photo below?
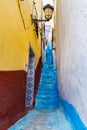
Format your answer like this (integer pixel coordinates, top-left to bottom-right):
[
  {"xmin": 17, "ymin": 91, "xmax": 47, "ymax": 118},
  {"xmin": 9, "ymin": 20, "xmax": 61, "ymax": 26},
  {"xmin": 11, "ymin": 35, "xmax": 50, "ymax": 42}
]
[{"xmin": 44, "ymin": 8, "xmax": 53, "ymax": 20}]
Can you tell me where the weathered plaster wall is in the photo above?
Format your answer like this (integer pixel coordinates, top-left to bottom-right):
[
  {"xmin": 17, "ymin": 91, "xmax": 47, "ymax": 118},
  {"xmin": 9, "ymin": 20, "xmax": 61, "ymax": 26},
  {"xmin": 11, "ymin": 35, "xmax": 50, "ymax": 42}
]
[
  {"xmin": 0, "ymin": 0, "xmax": 41, "ymax": 70},
  {"xmin": 56, "ymin": 0, "xmax": 87, "ymax": 126},
  {"xmin": 0, "ymin": 0, "xmax": 42, "ymax": 129}
]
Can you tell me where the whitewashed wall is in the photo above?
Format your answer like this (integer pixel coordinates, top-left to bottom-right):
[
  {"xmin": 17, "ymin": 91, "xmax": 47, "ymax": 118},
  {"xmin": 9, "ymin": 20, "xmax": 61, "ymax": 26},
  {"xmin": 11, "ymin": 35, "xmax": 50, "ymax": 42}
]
[{"xmin": 56, "ymin": 0, "xmax": 87, "ymax": 126}]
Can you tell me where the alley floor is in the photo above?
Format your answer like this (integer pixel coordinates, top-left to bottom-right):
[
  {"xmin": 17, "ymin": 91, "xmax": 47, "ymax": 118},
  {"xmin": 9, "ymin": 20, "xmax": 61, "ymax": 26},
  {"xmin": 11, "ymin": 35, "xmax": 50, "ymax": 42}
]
[{"xmin": 9, "ymin": 108, "xmax": 75, "ymax": 130}]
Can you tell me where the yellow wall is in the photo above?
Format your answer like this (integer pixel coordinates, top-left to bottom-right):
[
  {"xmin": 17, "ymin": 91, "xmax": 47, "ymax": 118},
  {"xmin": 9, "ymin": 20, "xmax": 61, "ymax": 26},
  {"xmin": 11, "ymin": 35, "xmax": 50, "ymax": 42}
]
[{"xmin": 0, "ymin": 0, "xmax": 41, "ymax": 70}]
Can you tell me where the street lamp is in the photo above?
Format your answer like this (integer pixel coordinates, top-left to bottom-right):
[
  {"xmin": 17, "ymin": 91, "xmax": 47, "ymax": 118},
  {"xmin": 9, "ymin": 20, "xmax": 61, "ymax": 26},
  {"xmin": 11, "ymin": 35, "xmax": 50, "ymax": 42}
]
[
  {"xmin": 32, "ymin": 4, "xmax": 54, "ymax": 23},
  {"xmin": 43, "ymin": 4, "xmax": 54, "ymax": 21},
  {"xmin": 31, "ymin": 2, "xmax": 54, "ymax": 38}
]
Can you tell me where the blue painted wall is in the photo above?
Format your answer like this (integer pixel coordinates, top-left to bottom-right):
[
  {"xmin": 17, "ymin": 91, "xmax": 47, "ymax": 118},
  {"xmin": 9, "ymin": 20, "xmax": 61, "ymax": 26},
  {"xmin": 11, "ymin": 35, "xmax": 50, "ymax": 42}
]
[
  {"xmin": 61, "ymin": 99, "xmax": 87, "ymax": 130},
  {"xmin": 56, "ymin": 0, "xmax": 87, "ymax": 127}
]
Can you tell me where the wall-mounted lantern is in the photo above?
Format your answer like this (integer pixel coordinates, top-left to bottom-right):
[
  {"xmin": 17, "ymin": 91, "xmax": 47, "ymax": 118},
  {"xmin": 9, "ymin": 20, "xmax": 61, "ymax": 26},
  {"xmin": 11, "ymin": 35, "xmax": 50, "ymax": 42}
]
[
  {"xmin": 32, "ymin": 4, "xmax": 54, "ymax": 23},
  {"xmin": 31, "ymin": 1, "xmax": 54, "ymax": 38},
  {"xmin": 43, "ymin": 4, "xmax": 54, "ymax": 21}
]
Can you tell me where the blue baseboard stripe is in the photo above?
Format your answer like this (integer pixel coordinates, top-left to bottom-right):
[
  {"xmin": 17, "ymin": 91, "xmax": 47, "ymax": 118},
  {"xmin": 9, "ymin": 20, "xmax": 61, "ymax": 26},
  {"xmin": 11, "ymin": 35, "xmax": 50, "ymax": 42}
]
[{"xmin": 61, "ymin": 99, "xmax": 87, "ymax": 130}]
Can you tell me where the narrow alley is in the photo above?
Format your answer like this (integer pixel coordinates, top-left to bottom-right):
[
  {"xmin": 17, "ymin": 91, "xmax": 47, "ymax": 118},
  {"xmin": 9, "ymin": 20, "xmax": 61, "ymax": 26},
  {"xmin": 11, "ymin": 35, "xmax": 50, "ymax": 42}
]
[
  {"xmin": 9, "ymin": 43, "xmax": 75, "ymax": 130},
  {"xmin": 0, "ymin": 0, "xmax": 87, "ymax": 130}
]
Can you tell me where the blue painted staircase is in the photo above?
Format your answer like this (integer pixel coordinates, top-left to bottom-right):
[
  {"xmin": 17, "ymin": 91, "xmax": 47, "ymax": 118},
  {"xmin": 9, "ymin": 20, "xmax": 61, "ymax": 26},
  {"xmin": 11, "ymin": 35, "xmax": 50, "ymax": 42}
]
[
  {"xmin": 8, "ymin": 43, "xmax": 77, "ymax": 130},
  {"xmin": 35, "ymin": 43, "xmax": 59, "ymax": 110},
  {"xmin": 9, "ymin": 44, "xmax": 87, "ymax": 130}
]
